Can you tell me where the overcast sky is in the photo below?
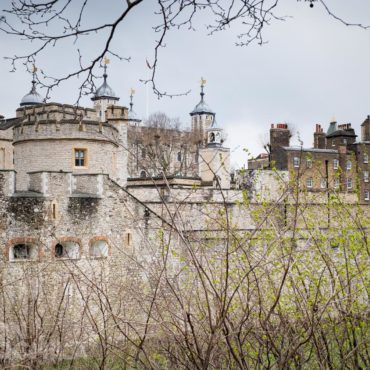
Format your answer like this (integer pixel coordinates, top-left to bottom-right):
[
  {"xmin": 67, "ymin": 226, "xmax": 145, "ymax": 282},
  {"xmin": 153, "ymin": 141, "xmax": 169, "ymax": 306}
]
[{"xmin": 1, "ymin": 0, "xmax": 370, "ymax": 169}]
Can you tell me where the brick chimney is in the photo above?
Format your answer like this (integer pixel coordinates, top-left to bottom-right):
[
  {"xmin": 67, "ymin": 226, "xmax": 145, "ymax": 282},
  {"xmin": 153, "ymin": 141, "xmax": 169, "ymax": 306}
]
[
  {"xmin": 361, "ymin": 116, "xmax": 370, "ymax": 141},
  {"xmin": 313, "ymin": 124, "xmax": 326, "ymax": 149},
  {"xmin": 269, "ymin": 123, "xmax": 291, "ymax": 170}
]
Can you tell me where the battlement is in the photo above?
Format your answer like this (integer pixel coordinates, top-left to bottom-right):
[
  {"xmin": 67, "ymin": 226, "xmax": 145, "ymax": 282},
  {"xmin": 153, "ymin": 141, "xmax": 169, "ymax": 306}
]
[
  {"xmin": 16, "ymin": 103, "xmax": 97, "ymax": 121},
  {"xmin": 105, "ymin": 105, "xmax": 129, "ymax": 120}
]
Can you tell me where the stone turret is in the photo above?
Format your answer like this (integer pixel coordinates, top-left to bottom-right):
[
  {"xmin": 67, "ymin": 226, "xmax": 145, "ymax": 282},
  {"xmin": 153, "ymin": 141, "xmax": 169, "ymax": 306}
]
[
  {"xmin": 190, "ymin": 78, "xmax": 215, "ymax": 135},
  {"xmin": 106, "ymin": 104, "xmax": 129, "ymax": 187},
  {"xmin": 13, "ymin": 103, "xmax": 124, "ymax": 191},
  {"xmin": 91, "ymin": 59, "xmax": 119, "ymax": 122},
  {"xmin": 197, "ymin": 89, "xmax": 230, "ymax": 189}
]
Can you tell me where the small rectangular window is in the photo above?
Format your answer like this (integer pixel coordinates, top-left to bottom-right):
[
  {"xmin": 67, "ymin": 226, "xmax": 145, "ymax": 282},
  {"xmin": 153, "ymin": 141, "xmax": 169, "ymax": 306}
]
[
  {"xmin": 347, "ymin": 178, "xmax": 352, "ymax": 190},
  {"xmin": 365, "ymin": 190, "xmax": 370, "ymax": 201},
  {"xmin": 320, "ymin": 178, "xmax": 327, "ymax": 189},
  {"xmin": 306, "ymin": 177, "xmax": 313, "ymax": 189},
  {"xmin": 293, "ymin": 157, "xmax": 300, "ymax": 168},
  {"xmin": 346, "ymin": 160, "xmax": 352, "ymax": 171},
  {"xmin": 333, "ymin": 159, "xmax": 339, "ymax": 170},
  {"xmin": 177, "ymin": 152, "xmax": 182, "ymax": 162},
  {"xmin": 364, "ymin": 153, "xmax": 369, "ymax": 164},
  {"xmin": 364, "ymin": 171, "xmax": 369, "ymax": 183},
  {"xmin": 334, "ymin": 178, "xmax": 340, "ymax": 189},
  {"xmin": 306, "ymin": 159, "xmax": 312, "ymax": 168},
  {"xmin": 74, "ymin": 149, "xmax": 87, "ymax": 167}
]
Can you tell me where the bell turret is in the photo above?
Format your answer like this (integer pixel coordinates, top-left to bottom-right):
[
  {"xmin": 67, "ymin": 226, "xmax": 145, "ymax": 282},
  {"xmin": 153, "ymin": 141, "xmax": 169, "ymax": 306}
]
[
  {"xmin": 92, "ymin": 58, "xmax": 119, "ymax": 121},
  {"xmin": 190, "ymin": 78, "xmax": 215, "ymax": 133}
]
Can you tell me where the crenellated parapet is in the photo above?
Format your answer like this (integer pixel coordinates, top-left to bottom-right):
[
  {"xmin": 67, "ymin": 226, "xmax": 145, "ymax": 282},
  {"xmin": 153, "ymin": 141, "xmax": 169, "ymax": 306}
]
[{"xmin": 11, "ymin": 103, "xmax": 128, "ymax": 191}]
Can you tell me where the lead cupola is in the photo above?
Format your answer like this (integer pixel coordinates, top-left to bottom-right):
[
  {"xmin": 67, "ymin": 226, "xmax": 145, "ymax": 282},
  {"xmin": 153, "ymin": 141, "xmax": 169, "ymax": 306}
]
[
  {"xmin": 20, "ymin": 65, "xmax": 43, "ymax": 107},
  {"xmin": 190, "ymin": 78, "xmax": 215, "ymax": 133}
]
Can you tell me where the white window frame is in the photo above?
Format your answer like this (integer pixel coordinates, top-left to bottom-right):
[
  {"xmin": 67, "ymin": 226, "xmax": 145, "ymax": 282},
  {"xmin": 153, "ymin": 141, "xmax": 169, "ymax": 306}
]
[
  {"xmin": 364, "ymin": 171, "xmax": 369, "ymax": 183},
  {"xmin": 346, "ymin": 160, "xmax": 352, "ymax": 171},
  {"xmin": 320, "ymin": 178, "xmax": 327, "ymax": 189},
  {"xmin": 333, "ymin": 159, "xmax": 339, "ymax": 170},
  {"xmin": 306, "ymin": 177, "xmax": 313, "ymax": 189},
  {"xmin": 347, "ymin": 178, "xmax": 353, "ymax": 190},
  {"xmin": 364, "ymin": 153, "xmax": 369, "ymax": 164},
  {"xmin": 306, "ymin": 158, "xmax": 312, "ymax": 168},
  {"xmin": 334, "ymin": 178, "xmax": 340, "ymax": 189},
  {"xmin": 365, "ymin": 190, "xmax": 370, "ymax": 201},
  {"xmin": 293, "ymin": 157, "xmax": 300, "ymax": 168}
]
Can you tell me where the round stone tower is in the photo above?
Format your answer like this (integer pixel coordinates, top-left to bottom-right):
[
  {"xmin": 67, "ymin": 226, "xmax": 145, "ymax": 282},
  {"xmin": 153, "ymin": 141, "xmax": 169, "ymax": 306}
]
[{"xmin": 13, "ymin": 102, "xmax": 128, "ymax": 191}]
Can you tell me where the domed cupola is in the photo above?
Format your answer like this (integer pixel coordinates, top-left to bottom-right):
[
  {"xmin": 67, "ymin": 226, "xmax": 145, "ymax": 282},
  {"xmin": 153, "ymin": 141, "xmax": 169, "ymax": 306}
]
[
  {"xmin": 127, "ymin": 88, "xmax": 141, "ymax": 125},
  {"xmin": 190, "ymin": 78, "xmax": 215, "ymax": 132},
  {"xmin": 92, "ymin": 58, "xmax": 119, "ymax": 121},
  {"xmin": 20, "ymin": 65, "xmax": 43, "ymax": 107}
]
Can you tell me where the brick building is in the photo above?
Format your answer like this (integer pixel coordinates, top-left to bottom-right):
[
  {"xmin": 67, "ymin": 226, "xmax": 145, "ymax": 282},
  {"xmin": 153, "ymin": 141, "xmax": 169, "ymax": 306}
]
[{"xmin": 248, "ymin": 120, "xmax": 370, "ymax": 203}]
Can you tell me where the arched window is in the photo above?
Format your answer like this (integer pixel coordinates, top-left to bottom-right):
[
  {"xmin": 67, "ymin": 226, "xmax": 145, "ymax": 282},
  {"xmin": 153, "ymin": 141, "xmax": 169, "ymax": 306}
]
[
  {"xmin": 10, "ymin": 243, "xmax": 38, "ymax": 261},
  {"xmin": 54, "ymin": 241, "xmax": 80, "ymax": 259},
  {"xmin": 90, "ymin": 238, "xmax": 110, "ymax": 258},
  {"xmin": 140, "ymin": 170, "xmax": 147, "ymax": 178}
]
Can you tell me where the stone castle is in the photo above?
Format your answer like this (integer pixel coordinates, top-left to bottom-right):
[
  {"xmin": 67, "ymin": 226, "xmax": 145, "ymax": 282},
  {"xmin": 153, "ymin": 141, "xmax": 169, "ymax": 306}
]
[
  {"xmin": 0, "ymin": 65, "xmax": 369, "ymax": 367},
  {"xmin": 0, "ymin": 64, "xmax": 368, "ymax": 263}
]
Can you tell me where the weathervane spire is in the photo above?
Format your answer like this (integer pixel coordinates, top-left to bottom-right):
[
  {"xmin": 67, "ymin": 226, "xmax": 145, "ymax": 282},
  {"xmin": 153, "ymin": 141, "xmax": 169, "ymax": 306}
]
[
  {"xmin": 200, "ymin": 77, "xmax": 206, "ymax": 101},
  {"xmin": 129, "ymin": 88, "xmax": 135, "ymax": 111},
  {"xmin": 103, "ymin": 56, "xmax": 110, "ymax": 80},
  {"xmin": 31, "ymin": 64, "xmax": 38, "ymax": 93}
]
